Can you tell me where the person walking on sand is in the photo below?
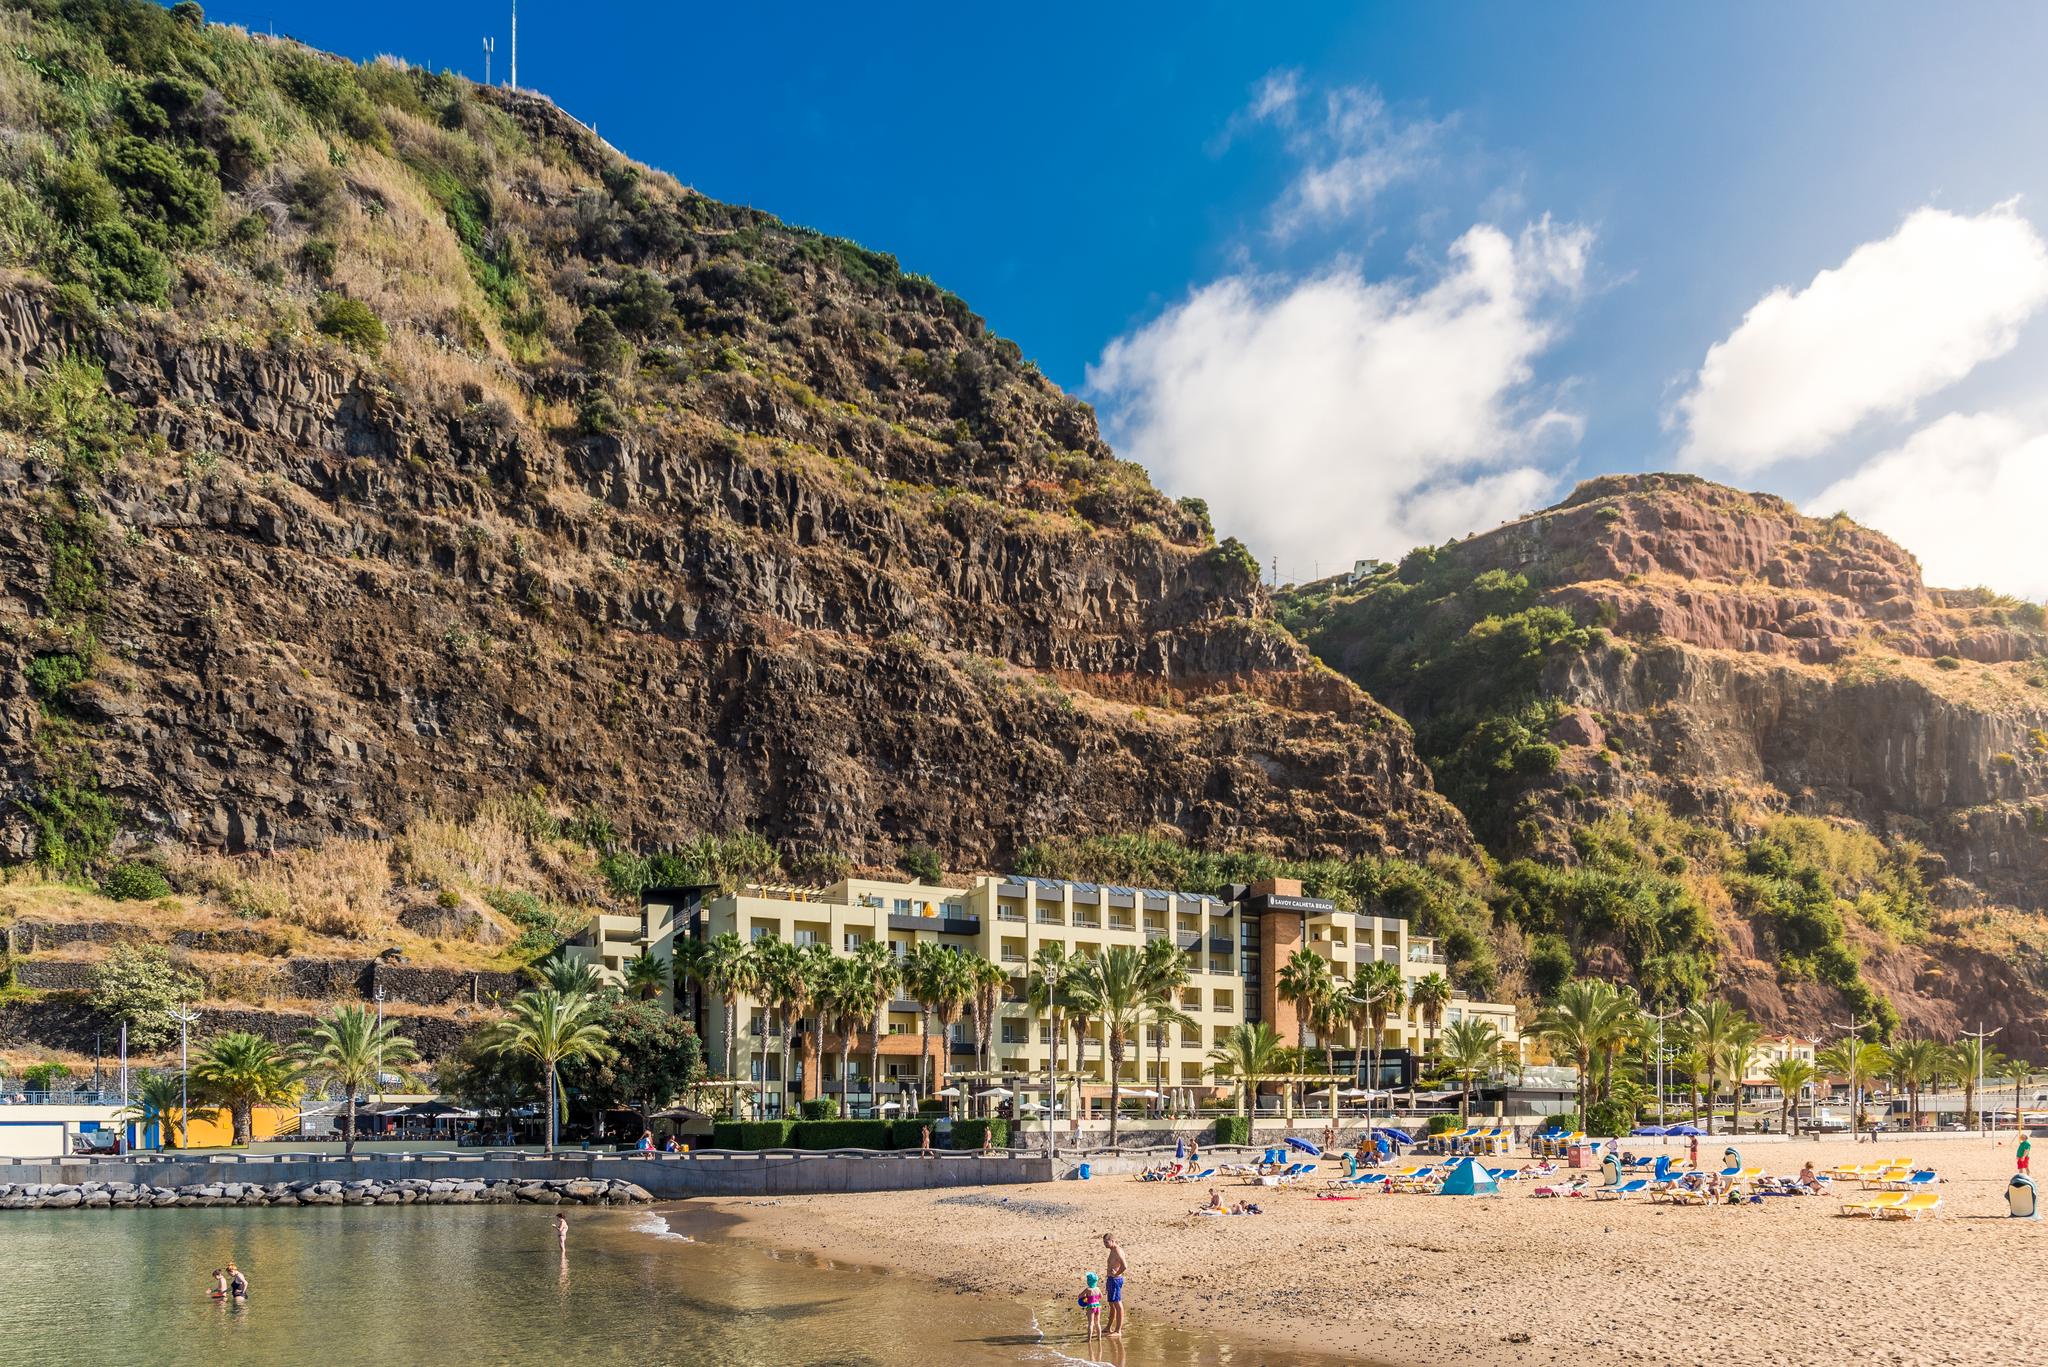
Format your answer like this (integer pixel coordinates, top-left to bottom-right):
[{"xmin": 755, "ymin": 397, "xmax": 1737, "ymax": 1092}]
[
  {"xmin": 1688, "ymin": 1134, "xmax": 1699, "ymax": 1170},
  {"xmin": 2019, "ymin": 1134, "xmax": 2033, "ymax": 1174},
  {"xmin": 982, "ymin": 1125, "xmax": 993, "ymax": 1155},
  {"xmin": 1101, "ymin": 1232, "xmax": 1127, "ymax": 1337},
  {"xmin": 554, "ymin": 1211, "xmax": 569, "ymax": 1251},
  {"xmin": 921, "ymin": 1124, "xmax": 932, "ymax": 1157}
]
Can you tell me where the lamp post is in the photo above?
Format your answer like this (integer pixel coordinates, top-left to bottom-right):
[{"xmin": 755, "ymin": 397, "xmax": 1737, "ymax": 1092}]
[
  {"xmin": 1644, "ymin": 1007, "xmax": 1681, "ymax": 1128},
  {"xmin": 1959, "ymin": 1024, "xmax": 2000, "ymax": 1134},
  {"xmin": 174, "ymin": 1005, "xmax": 200, "ymax": 1150},
  {"xmin": 1827, "ymin": 1015, "xmax": 1879, "ymax": 1143}
]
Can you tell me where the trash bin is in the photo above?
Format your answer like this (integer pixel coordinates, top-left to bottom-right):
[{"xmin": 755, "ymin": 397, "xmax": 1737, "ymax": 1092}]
[
  {"xmin": 1077, "ymin": 1162, "xmax": 1092, "ymax": 1181},
  {"xmin": 1567, "ymin": 1143, "xmax": 1589, "ymax": 1169}
]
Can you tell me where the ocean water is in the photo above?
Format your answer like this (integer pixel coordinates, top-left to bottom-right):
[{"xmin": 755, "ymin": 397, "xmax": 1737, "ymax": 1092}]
[{"xmin": 0, "ymin": 1204, "xmax": 1337, "ymax": 1366}]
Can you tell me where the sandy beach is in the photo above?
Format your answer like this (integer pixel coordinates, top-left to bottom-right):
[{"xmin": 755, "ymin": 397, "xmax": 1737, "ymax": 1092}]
[{"xmin": 693, "ymin": 1136, "xmax": 2048, "ymax": 1366}]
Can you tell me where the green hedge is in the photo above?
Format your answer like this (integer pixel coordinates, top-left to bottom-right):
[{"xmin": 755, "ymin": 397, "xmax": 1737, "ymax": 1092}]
[
  {"xmin": 709, "ymin": 1120, "xmax": 795, "ymax": 1150},
  {"xmin": 1212, "ymin": 1116, "xmax": 1251, "ymax": 1146},
  {"xmin": 1541, "ymin": 1111, "xmax": 1581, "ymax": 1133},
  {"xmin": 800, "ymin": 1098, "xmax": 840, "ymax": 1121},
  {"xmin": 947, "ymin": 1119, "xmax": 1008, "ymax": 1149},
  {"xmin": 1425, "ymin": 1114, "xmax": 1459, "ymax": 1136},
  {"xmin": 789, "ymin": 1119, "xmax": 896, "ymax": 1149}
]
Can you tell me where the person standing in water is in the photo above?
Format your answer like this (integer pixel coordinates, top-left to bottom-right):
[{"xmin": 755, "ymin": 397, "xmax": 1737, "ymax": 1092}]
[
  {"xmin": 226, "ymin": 1263, "xmax": 248, "ymax": 1300},
  {"xmin": 554, "ymin": 1211, "xmax": 569, "ymax": 1251},
  {"xmin": 1101, "ymin": 1232, "xmax": 1127, "ymax": 1338}
]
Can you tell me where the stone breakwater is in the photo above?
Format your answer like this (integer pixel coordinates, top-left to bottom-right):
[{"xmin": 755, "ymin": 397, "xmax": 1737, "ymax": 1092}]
[{"xmin": 0, "ymin": 1176, "xmax": 654, "ymax": 1210}]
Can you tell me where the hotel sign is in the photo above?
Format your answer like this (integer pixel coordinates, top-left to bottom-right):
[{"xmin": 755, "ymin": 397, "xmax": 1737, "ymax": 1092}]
[{"xmin": 1251, "ymin": 894, "xmax": 1335, "ymax": 914}]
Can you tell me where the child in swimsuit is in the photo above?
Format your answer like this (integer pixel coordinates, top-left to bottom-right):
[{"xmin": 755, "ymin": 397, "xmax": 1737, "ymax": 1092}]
[
  {"xmin": 210, "ymin": 1269, "xmax": 228, "ymax": 1299},
  {"xmin": 1078, "ymin": 1272, "xmax": 1104, "ymax": 1340}
]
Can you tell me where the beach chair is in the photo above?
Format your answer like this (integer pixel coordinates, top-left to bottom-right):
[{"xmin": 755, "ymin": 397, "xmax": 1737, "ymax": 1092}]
[
  {"xmin": 1839, "ymin": 1192, "xmax": 1908, "ymax": 1217},
  {"xmin": 1594, "ymin": 1179, "xmax": 1649, "ymax": 1201},
  {"xmin": 1389, "ymin": 1166, "xmax": 1440, "ymax": 1193},
  {"xmin": 1174, "ymin": 1167, "xmax": 1216, "ymax": 1184},
  {"xmin": 1877, "ymin": 1192, "xmax": 1941, "ymax": 1220},
  {"xmin": 1885, "ymin": 1170, "xmax": 1937, "ymax": 1191},
  {"xmin": 1860, "ymin": 1167, "xmax": 1911, "ymax": 1189},
  {"xmin": 1735, "ymin": 1167, "xmax": 1764, "ymax": 1183},
  {"xmin": 1825, "ymin": 1162, "xmax": 1870, "ymax": 1181}
]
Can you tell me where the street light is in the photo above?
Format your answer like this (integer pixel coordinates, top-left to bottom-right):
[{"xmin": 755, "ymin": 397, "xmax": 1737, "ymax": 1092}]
[
  {"xmin": 173, "ymin": 1004, "xmax": 200, "ymax": 1150},
  {"xmin": 1827, "ymin": 1015, "xmax": 1879, "ymax": 1143},
  {"xmin": 1643, "ymin": 1007, "xmax": 1682, "ymax": 1128}
]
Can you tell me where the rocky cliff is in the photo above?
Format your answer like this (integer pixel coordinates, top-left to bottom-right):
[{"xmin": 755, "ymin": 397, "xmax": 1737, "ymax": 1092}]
[
  {"xmin": 1281, "ymin": 473, "xmax": 2048, "ymax": 1036},
  {"xmin": 0, "ymin": 2, "xmax": 1466, "ymax": 881}
]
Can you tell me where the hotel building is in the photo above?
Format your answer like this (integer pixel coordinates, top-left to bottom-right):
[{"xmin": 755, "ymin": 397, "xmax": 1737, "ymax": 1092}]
[{"xmin": 568, "ymin": 874, "xmax": 1519, "ymax": 1117}]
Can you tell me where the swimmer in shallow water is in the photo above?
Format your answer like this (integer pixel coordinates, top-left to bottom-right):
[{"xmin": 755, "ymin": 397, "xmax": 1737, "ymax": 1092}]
[{"xmin": 209, "ymin": 1268, "xmax": 228, "ymax": 1299}]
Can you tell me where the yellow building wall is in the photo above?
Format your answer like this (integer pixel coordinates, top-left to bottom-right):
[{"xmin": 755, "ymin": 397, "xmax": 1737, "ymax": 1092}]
[{"xmin": 172, "ymin": 1104, "xmax": 298, "ymax": 1148}]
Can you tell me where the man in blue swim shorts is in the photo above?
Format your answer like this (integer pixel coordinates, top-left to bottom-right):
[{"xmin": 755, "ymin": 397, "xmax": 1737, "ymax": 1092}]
[{"xmin": 1101, "ymin": 1231, "xmax": 1127, "ymax": 1336}]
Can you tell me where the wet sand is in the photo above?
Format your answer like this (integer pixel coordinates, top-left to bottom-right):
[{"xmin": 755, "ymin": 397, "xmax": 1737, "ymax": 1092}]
[{"xmin": 695, "ymin": 1135, "xmax": 2048, "ymax": 1367}]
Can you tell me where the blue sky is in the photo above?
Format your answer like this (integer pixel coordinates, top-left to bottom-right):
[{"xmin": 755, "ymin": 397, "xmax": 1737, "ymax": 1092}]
[{"xmin": 207, "ymin": 2, "xmax": 2048, "ymax": 593}]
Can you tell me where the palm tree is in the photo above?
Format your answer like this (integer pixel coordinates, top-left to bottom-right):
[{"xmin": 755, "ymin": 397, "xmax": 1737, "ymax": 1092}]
[
  {"xmin": 117, "ymin": 1071, "xmax": 210, "ymax": 1150},
  {"xmin": 1438, "ymin": 1018, "xmax": 1499, "ymax": 1121},
  {"xmin": 1764, "ymin": 1058, "xmax": 1815, "ymax": 1134},
  {"xmin": 965, "ymin": 954, "xmax": 1008, "ymax": 1107},
  {"xmin": 621, "ymin": 951, "xmax": 668, "ymax": 1002},
  {"xmin": 928, "ymin": 951, "xmax": 975, "ymax": 1107},
  {"xmin": 1681, "ymin": 999, "xmax": 1745, "ymax": 1136},
  {"xmin": 190, "ymin": 1032, "xmax": 301, "ymax": 1146},
  {"xmin": 1817, "ymin": 1038, "xmax": 1891, "ymax": 1142},
  {"xmin": 671, "ymin": 935, "xmax": 711, "ymax": 1021},
  {"xmin": 823, "ymin": 957, "xmax": 870, "ymax": 1114},
  {"xmin": 534, "ymin": 954, "xmax": 604, "ymax": 996},
  {"xmin": 487, "ymin": 988, "xmax": 614, "ymax": 1153},
  {"xmin": 1411, "ymin": 972, "xmax": 1453, "ymax": 1057},
  {"xmin": 1139, "ymin": 937, "xmax": 1192, "ymax": 1105},
  {"xmin": 296, "ymin": 1004, "xmax": 418, "ymax": 1161},
  {"xmin": 1715, "ymin": 1017, "xmax": 1760, "ymax": 1134},
  {"xmin": 1206, "ymin": 1021, "xmax": 1284, "ymax": 1118},
  {"xmin": 699, "ymin": 932, "xmax": 759, "ymax": 1087},
  {"xmin": 1671, "ymin": 1044, "xmax": 1708, "ymax": 1122},
  {"xmin": 1275, "ymin": 948, "xmax": 1331, "ymax": 1058},
  {"xmin": 901, "ymin": 942, "xmax": 949, "ymax": 1103},
  {"xmin": 1144, "ymin": 1000, "xmax": 1197, "ymax": 1109},
  {"xmin": 1071, "ymin": 946, "xmax": 1152, "ymax": 1146},
  {"xmin": 1025, "ymin": 944, "xmax": 1073, "ymax": 1153},
  {"xmin": 754, "ymin": 938, "xmax": 802, "ymax": 1118},
  {"xmin": 1350, "ymin": 961, "xmax": 1403, "ymax": 1090},
  {"xmin": 1889, "ymin": 1037, "xmax": 1946, "ymax": 1132},
  {"xmin": 1949, "ymin": 1036, "xmax": 2006, "ymax": 1129},
  {"xmin": 1530, "ymin": 979, "xmax": 1632, "ymax": 1120},
  {"xmin": 851, "ymin": 940, "xmax": 900, "ymax": 1116}
]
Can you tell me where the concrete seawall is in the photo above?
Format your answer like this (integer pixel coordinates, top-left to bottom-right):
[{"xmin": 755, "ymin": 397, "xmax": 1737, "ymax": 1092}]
[{"xmin": 0, "ymin": 1149, "xmax": 1056, "ymax": 1200}]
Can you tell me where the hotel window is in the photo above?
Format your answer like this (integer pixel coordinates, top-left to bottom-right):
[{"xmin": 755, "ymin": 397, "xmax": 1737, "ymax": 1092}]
[
  {"xmin": 794, "ymin": 930, "xmax": 819, "ymax": 947},
  {"xmin": 844, "ymin": 932, "xmax": 866, "ymax": 952},
  {"xmin": 893, "ymin": 898, "xmax": 912, "ymax": 913},
  {"xmin": 1213, "ymin": 989, "xmax": 1234, "ymax": 1013},
  {"xmin": 888, "ymin": 1021, "xmax": 910, "ymax": 1035},
  {"xmin": 750, "ymin": 926, "xmax": 772, "ymax": 942}
]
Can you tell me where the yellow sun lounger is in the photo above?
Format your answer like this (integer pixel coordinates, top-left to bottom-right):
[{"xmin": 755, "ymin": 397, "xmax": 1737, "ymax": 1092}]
[
  {"xmin": 1877, "ymin": 1192, "xmax": 1941, "ymax": 1220},
  {"xmin": 1860, "ymin": 1167, "xmax": 1912, "ymax": 1189},
  {"xmin": 1840, "ymin": 1192, "xmax": 1908, "ymax": 1217}
]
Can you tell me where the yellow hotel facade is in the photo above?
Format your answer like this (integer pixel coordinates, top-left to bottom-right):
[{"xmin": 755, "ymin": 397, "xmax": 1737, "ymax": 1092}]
[{"xmin": 570, "ymin": 874, "xmax": 1518, "ymax": 1117}]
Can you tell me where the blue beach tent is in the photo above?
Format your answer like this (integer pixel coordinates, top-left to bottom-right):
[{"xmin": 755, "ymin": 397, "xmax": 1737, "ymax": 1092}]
[{"xmin": 1437, "ymin": 1157, "xmax": 1499, "ymax": 1196}]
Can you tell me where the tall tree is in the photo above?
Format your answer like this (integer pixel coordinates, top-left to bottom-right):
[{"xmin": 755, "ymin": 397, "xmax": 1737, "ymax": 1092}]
[
  {"xmin": 1275, "ymin": 948, "xmax": 1332, "ymax": 1059},
  {"xmin": 1764, "ymin": 1058, "xmax": 1815, "ymax": 1135},
  {"xmin": 117, "ymin": 1070, "xmax": 211, "ymax": 1150},
  {"xmin": 965, "ymin": 953, "xmax": 1008, "ymax": 1107},
  {"xmin": 1139, "ymin": 937, "xmax": 1192, "ymax": 1105},
  {"xmin": 823, "ymin": 957, "xmax": 870, "ymax": 1113},
  {"xmin": 296, "ymin": 1004, "xmax": 418, "ymax": 1160},
  {"xmin": 1817, "ymin": 1038, "xmax": 1891, "ymax": 1143},
  {"xmin": 1353, "ymin": 961, "xmax": 1404, "ymax": 1094},
  {"xmin": 1948, "ymin": 1036, "xmax": 2006, "ymax": 1129},
  {"xmin": 487, "ymin": 988, "xmax": 615, "ymax": 1153},
  {"xmin": 1681, "ymin": 999, "xmax": 1745, "ymax": 1136},
  {"xmin": 1206, "ymin": 1021, "xmax": 1284, "ymax": 1118},
  {"xmin": 699, "ymin": 932, "xmax": 759, "ymax": 1090},
  {"xmin": 190, "ymin": 1032, "xmax": 300, "ymax": 1146},
  {"xmin": 1024, "ymin": 944, "xmax": 1073, "ymax": 1153},
  {"xmin": 1441, "ymin": 1018, "xmax": 1501, "ymax": 1122},
  {"xmin": 901, "ymin": 942, "xmax": 949, "ymax": 1102},
  {"xmin": 621, "ymin": 950, "xmax": 668, "ymax": 1002},
  {"xmin": 851, "ymin": 940, "xmax": 900, "ymax": 1116},
  {"xmin": 533, "ymin": 954, "xmax": 604, "ymax": 996},
  {"xmin": 1888, "ymin": 1037, "xmax": 1946, "ymax": 1133},
  {"xmin": 1073, "ymin": 947, "xmax": 1153, "ymax": 1146},
  {"xmin": 753, "ymin": 939, "xmax": 802, "ymax": 1118},
  {"xmin": 1715, "ymin": 1017, "xmax": 1760, "ymax": 1134},
  {"xmin": 1530, "ymin": 979, "xmax": 1632, "ymax": 1121},
  {"xmin": 1411, "ymin": 972, "xmax": 1454, "ymax": 1057}
]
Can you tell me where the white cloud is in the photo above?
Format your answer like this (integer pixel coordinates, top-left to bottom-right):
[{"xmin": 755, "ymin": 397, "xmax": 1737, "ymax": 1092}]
[
  {"xmin": 1089, "ymin": 219, "xmax": 1591, "ymax": 580},
  {"xmin": 1228, "ymin": 71, "xmax": 1446, "ymax": 236},
  {"xmin": 1676, "ymin": 204, "xmax": 2048, "ymax": 472},
  {"xmin": 1811, "ymin": 410, "xmax": 2048, "ymax": 597}
]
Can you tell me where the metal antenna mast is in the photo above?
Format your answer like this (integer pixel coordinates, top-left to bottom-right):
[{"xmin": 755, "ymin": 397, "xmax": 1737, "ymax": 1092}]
[
  {"xmin": 482, "ymin": 35, "xmax": 493, "ymax": 87},
  {"xmin": 509, "ymin": 0, "xmax": 518, "ymax": 90}
]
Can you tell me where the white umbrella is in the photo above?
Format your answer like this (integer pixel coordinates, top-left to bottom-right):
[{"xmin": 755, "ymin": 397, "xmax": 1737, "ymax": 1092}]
[
  {"xmin": 878, "ymin": 1100, "xmax": 902, "ymax": 1111},
  {"xmin": 1020, "ymin": 1101, "xmax": 1045, "ymax": 1113},
  {"xmin": 975, "ymin": 1087, "xmax": 1013, "ymax": 1099},
  {"xmin": 935, "ymin": 1086, "xmax": 962, "ymax": 1098},
  {"xmin": 1339, "ymin": 1087, "xmax": 1370, "ymax": 1099}
]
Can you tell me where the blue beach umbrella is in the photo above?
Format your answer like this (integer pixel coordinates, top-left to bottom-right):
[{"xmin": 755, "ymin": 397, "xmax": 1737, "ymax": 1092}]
[
  {"xmin": 1630, "ymin": 1125, "xmax": 1669, "ymax": 1137},
  {"xmin": 1663, "ymin": 1123, "xmax": 1705, "ymax": 1137},
  {"xmin": 1374, "ymin": 1126, "xmax": 1415, "ymax": 1145},
  {"xmin": 1285, "ymin": 1136, "xmax": 1321, "ymax": 1155}
]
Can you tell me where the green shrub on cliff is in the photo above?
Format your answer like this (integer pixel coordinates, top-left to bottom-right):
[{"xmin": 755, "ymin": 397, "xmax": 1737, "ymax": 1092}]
[
  {"xmin": 101, "ymin": 859, "xmax": 173, "ymax": 901},
  {"xmin": 315, "ymin": 293, "xmax": 387, "ymax": 354},
  {"xmin": 90, "ymin": 944, "xmax": 200, "ymax": 1052}
]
